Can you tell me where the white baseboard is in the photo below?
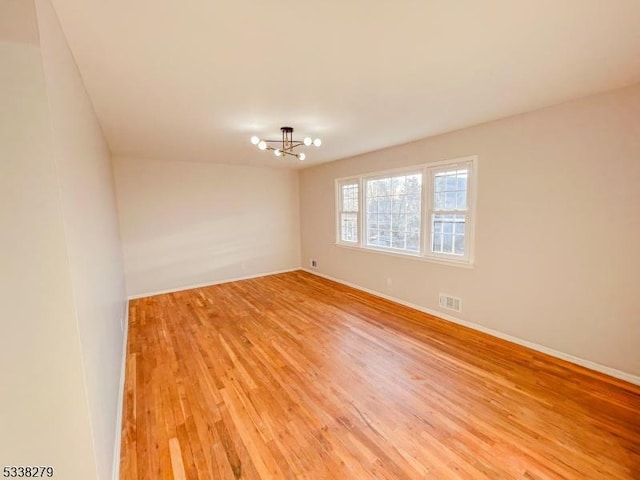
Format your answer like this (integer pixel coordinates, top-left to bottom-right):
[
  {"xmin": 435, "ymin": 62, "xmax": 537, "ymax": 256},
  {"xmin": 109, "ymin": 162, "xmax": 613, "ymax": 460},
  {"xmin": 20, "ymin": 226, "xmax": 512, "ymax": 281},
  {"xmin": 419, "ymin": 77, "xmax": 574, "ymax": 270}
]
[
  {"xmin": 301, "ymin": 268, "xmax": 640, "ymax": 386},
  {"xmin": 127, "ymin": 268, "xmax": 300, "ymax": 300},
  {"xmin": 112, "ymin": 300, "xmax": 129, "ymax": 480}
]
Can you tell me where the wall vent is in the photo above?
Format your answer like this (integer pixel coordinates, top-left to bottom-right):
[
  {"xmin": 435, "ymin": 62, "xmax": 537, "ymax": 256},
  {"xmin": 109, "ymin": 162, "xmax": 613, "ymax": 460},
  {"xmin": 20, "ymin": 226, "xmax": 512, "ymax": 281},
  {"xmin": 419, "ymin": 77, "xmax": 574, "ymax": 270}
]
[{"xmin": 439, "ymin": 294, "xmax": 461, "ymax": 312}]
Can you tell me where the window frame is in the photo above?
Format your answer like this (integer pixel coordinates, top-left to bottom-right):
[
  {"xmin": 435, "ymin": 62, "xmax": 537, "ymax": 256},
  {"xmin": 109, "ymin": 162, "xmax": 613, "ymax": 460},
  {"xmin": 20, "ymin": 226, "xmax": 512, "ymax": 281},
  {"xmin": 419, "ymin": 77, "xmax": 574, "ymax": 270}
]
[
  {"xmin": 363, "ymin": 169, "xmax": 424, "ymax": 255},
  {"xmin": 335, "ymin": 155, "xmax": 477, "ymax": 267},
  {"xmin": 425, "ymin": 159, "xmax": 475, "ymax": 264},
  {"xmin": 336, "ymin": 179, "xmax": 360, "ymax": 245}
]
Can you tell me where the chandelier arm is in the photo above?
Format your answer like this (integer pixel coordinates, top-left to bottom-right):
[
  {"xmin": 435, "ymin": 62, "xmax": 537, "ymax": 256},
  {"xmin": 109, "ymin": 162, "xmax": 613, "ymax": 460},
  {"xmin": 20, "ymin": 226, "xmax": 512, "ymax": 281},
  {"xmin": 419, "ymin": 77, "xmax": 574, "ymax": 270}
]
[
  {"xmin": 262, "ymin": 139, "xmax": 305, "ymax": 145},
  {"xmin": 283, "ymin": 142, "xmax": 304, "ymax": 152},
  {"xmin": 264, "ymin": 147, "xmax": 302, "ymax": 158},
  {"xmin": 262, "ymin": 141, "xmax": 305, "ymax": 152},
  {"xmin": 281, "ymin": 151, "xmax": 300, "ymax": 158}
]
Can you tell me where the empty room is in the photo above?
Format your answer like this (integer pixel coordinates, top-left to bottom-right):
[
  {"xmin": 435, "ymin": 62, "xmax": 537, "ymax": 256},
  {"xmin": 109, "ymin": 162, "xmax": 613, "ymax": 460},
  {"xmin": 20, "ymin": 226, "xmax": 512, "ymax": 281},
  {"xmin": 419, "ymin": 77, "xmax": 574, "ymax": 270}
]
[{"xmin": 1, "ymin": 0, "xmax": 639, "ymax": 479}]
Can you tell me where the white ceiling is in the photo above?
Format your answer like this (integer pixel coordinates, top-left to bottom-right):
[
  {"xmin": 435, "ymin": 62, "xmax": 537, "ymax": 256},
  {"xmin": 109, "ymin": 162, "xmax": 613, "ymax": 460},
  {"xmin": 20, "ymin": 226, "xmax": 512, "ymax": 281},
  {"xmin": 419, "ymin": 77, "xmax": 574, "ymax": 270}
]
[{"xmin": 50, "ymin": 0, "xmax": 640, "ymax": 169}]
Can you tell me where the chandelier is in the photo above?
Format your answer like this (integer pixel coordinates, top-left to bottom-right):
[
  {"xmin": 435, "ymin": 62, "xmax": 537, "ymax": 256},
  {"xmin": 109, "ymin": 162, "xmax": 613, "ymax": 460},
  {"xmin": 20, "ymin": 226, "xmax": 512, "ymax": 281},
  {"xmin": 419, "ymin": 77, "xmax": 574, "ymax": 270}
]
[{"xmin": 250, "ymin": 127, "xmax": 321, "ymax": 161}]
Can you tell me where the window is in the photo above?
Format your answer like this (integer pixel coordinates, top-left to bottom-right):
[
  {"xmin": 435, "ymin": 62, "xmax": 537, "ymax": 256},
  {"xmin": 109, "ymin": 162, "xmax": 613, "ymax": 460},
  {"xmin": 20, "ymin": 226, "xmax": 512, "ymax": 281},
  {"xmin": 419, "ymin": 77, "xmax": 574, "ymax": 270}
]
[
  {"xmin": 365, "ymin": 173, "xmax": 422, "ymax": 253},
  {"xmin": 428, "ymin": 165, "xmax": 470, "ymax": 259},
  {"xmin": 335, "ymin": 156, "xmax": 476, "ymax": 266},
  {"xmin": 338, "ymin": 180, "xmax": 359, "ymax": 243}
]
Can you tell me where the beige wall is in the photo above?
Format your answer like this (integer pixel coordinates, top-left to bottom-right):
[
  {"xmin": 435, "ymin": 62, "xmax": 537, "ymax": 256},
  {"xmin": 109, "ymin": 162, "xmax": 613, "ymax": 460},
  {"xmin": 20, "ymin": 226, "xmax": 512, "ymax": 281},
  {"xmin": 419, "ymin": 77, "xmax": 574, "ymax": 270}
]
[
  {"xmin": 0, "ymin": 1, "xmax": 97, "ymax": 478},
  {"xmin": 0, "ymin": 1, "xmax": 126, "ymax": 478},
  {"xmin": 300, "ymin": 84, "xmax": 640, "ymax": 378},
  {"xmin": 35, "ymin": 0, "xmax": 127, "ymax": 478},
  {"xmin": 114, "ymin": 157, "xmax": 301, "ymax": 297}
]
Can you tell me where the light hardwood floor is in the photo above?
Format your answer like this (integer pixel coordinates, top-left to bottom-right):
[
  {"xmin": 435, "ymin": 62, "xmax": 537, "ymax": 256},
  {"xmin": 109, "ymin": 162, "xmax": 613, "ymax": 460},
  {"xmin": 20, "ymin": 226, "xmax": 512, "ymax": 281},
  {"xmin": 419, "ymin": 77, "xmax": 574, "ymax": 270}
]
[{"xmin": 120, "ymin": 270, "xmax": 640, "ymax": 479}]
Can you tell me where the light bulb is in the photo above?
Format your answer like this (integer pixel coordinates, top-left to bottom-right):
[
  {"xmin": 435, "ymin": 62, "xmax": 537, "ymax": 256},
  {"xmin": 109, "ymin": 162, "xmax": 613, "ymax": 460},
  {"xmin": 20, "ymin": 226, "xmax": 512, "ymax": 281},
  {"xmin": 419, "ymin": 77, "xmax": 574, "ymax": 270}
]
[
  {"xmin": 258, "ymin": 140, "xmax": 267, "ymax": 150},
  {"xmin": 303, "ymin": 137, "xmax": 312, "ymax": 146},
  {"xmin": 313, "ymin": 138, "xmax": 322, "ymax": 147},
  {"xmin": 298, "ymin": 153, "xmax": 306, "ymax": 161},
  {"xmin": 250, "ymin": 136, "xmax": 260, "ymax": 145},
  {"xmin": 274, "ymin": 149, "xmax": 282, "ymax": 156}
]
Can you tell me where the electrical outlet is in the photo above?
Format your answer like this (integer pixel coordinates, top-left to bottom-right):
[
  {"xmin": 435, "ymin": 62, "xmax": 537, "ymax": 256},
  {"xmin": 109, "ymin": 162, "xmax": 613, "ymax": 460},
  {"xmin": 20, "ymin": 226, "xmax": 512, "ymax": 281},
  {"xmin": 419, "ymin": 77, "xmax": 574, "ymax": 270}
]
[
  {"xmin": 310, "ymin": 259, "xmax": 318, "ymax": 268},
  {"xmin": 386, "ymin": 277, "xmax": 392, "ymax": 287}
]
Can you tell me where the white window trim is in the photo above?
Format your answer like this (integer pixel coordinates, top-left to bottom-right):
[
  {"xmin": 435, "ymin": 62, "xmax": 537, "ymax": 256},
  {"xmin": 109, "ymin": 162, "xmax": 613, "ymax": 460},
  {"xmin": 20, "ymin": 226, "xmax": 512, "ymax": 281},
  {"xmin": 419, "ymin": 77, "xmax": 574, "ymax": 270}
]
[
  {"xmin": 334, "ymin": 155, "xmax": 478, "ymax": 268},
  {"xmin": 363, "ymin": 169, "xmax": 423, "ymax": 254},
  {"xmin": 336, "ymin": 178, "xmax": 360, "ymax": 245},
  {"xmin": 425, "ymin": 159, "xmax": 476, "ymax": 264}
]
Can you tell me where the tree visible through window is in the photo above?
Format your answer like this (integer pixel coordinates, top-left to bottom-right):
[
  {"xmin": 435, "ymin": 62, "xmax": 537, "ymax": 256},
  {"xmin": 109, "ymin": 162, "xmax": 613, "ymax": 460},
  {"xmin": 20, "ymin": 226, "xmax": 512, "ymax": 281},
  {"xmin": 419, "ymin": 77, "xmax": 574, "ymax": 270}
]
[{"xmin": 365, "ymin": 173, "xmax": 421, "ymax": 253}]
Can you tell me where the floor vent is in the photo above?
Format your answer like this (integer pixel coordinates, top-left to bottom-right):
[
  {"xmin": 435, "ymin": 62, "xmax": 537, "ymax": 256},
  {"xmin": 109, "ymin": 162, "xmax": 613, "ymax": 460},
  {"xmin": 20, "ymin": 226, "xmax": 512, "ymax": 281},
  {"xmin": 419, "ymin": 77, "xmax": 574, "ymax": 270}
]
[{"xmin": 439, "ymin": 294, "xmax": 461, "ymax": 312}]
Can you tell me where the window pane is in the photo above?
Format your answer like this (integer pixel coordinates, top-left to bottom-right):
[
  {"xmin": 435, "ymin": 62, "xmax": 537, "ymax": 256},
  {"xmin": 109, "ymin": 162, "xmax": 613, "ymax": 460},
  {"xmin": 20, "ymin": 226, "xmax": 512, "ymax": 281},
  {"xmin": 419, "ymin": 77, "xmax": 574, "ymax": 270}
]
[
  {"xmin": 391, "ymin": 197, "xmax": 402, "ymax": 214},
  {"xmin": 379, "ymin": 230, "xmax": 391, "ymax": 247},
  {"xmin": 391, "ymin": 232, "xmax": 407, "ymax": 249},
  {"xmin": 407, "ymin": 211, "xmax": 420, "ymax": 230},
  {"xmin": 431, "ymin": 167, "xmax": 469, "ymax": 256},
  {"xmin": 340, "ymin": 213, "xmax": 358, "ymax": 242},
  {"xmin": 454, "ymin": 234, "xmax": 465, "ymax": 255},
  {"xmin": 341, "ymin": 183, "xmax": 358, "ymax": 211},
  {"xmin": 433, "ymin": 168, "xmax": 469, "ymax": 212},
  {"xmin": 367, "ymin": 181, "xmax": 377, "ymax": 197},
  {"xmin": 367, "ymin": 229, "xmax": 378, "ymax": 246},
  {"xmin": 445, "ymin": 192, "xmax": 456, "ymax": 209},
  {"xmin": 433, "ymin": 232, "xmax": 442, "ymax": 251},
  {"xmin": 365, "ymin": 173, "xmax": 421, "ymax": 253},
  {"xmin": 431, "ymin": 214, "xmax": 466, "ymax": 256},
  {"xmin": 443, "ymin": 233, "xmax": 453, "ymax": 252},
  {"xmin": 374, "ymin": 178, "xmax": 390, "ymax": 196},
  {"xmin": 391, "ymin": 176, "xmax": 403, "ymax": 193},
  {"xmin": 443, "ymin": 219, "xmax": 454, "ymax": 234},
  {"xmin": 457, "ymin": 173, "xmax": 467, "ymax": 191},
  {"xmin": 407, "ymin": 233, "xmax": 420, "ymax": 251},
  {"xmin": 339, "ymin": 182, "xmax": 359, "ymax": 243}
]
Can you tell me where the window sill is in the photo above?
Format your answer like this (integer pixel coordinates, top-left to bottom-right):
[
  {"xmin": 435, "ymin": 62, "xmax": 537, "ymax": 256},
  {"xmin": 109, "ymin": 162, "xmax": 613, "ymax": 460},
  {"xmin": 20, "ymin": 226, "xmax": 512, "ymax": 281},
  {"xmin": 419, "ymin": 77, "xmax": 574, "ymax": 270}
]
[{"xmin": 333, "ymin": 242, "xmax": 475, "ymax": 269}]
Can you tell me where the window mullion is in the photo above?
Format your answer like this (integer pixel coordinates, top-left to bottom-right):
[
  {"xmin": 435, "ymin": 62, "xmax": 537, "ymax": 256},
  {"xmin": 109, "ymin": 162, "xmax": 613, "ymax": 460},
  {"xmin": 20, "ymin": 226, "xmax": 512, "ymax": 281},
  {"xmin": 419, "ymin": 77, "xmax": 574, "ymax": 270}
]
[{"xmin": 420, "ymin": 167, "xmax": 428, "ymax": 256}]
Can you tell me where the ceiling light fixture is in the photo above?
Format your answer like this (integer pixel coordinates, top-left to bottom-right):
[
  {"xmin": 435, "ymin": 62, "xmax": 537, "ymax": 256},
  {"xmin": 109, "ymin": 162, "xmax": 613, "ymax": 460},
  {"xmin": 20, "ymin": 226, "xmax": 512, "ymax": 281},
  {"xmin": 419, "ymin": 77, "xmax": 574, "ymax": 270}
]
[{"xmin": 250, "ymin": 126, "xmax": 321, "ymax": 161}]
